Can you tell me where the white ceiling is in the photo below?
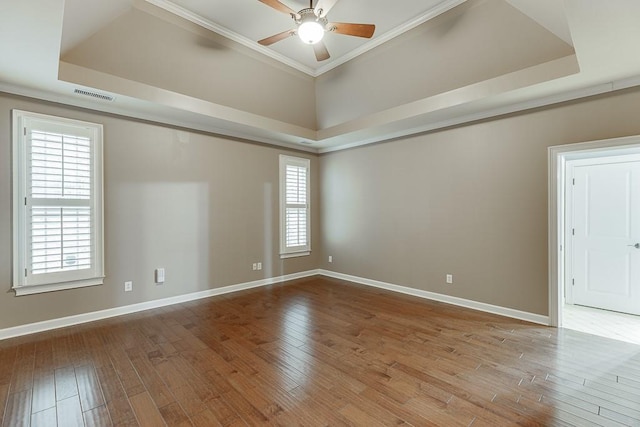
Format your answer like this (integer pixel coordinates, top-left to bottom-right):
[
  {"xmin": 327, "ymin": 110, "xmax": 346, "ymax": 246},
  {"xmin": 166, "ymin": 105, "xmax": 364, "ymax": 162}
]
[
  {"xmin": 61, "ymin": 0, "xmax": 466, "ymax": 76},
  {"xmin": 147, "ymin": 0, "xmax": 462, "ymax": 75},
  {"xmin": 61, "ymin": 0, "xmax": 132, "ymax": 55},
  {"xmin": 505, "ymin": 0, "xmax": 572, "ymax": 46},
  {"xmin": 2, "ymin": 0, "xmax": 640, "ymax": 153}
]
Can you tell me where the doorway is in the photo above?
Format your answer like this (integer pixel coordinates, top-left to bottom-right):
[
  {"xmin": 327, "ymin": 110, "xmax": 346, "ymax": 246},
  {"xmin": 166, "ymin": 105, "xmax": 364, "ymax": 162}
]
[
  {"xmin": 549, "ymin": 136, "xmax": 640, "ymax": 334},
  {"xmin": 565, "ymin": 154, "xmax": 640, "ymax": 314},
  {"xmin": 563, "ymin": 303, "xmax": 640, "ymax": 345}
]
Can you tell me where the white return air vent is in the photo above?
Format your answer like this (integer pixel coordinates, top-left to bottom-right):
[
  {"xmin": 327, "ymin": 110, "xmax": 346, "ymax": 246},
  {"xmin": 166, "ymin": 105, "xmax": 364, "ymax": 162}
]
[{"xmin": 73, "ymin": 88, "xmax": 115, "ymax": 102}]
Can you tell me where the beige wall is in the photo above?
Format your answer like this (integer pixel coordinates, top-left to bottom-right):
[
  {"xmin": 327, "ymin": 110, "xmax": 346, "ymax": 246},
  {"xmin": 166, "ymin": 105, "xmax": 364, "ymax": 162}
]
[
  {"xmin": 315, "ymin": 0, "xmax": 574, "ymax": 129},
  {"xmin": 319, "ymin": 87, "xmax": 640, "ymax": 316},
  {"xmin": 62, "ymin": 6, "xmax": 317, "ymax": 130},
  {"xmin": 2, "ymin": 87, "xmax": 640, "ymax": 329},
  {"xmin": 0, "ymin": 93, "xmax": 319, "ymax": 329}
]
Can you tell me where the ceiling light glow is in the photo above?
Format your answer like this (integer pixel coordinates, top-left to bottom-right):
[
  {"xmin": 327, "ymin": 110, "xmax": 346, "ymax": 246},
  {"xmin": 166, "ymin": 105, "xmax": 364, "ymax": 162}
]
[{"xmin": 298, "ymin": 20, "xmax": 324, "ymax": 44}]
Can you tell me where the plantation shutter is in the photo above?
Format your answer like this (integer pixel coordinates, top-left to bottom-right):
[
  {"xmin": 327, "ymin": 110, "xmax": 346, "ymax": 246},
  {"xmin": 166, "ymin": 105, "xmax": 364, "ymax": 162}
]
[
  {"xmin": 13, "ymin": 110, "xmax": 104, "ymax": 295},
  {"xmin": 29, "ymin": 129, "xmax": 93, "ymax": 275},
  {"xmin": 280, "ymin": 156, "xmax": 310, "ymax": 257}
]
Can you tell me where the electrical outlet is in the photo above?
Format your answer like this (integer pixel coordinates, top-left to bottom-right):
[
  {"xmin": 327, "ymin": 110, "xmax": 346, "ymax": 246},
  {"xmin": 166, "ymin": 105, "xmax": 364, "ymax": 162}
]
[
  {"xmin": 252, "ymin": 263, "xmax": 257, "ymax": 271},
  {"xmin": 257, "ymin": 262, "xmax": 262, "ymax": 270},
  {"xmin": 446, "ymin": 274, "xmax": 453, "ymax": 284},
  {"xmin": 328, "ymin": 255, "xmax": 333, "ymax": 263},
  {"xmin": 124, "ymin": 281, "xmax": 133, "ymax": 292}
]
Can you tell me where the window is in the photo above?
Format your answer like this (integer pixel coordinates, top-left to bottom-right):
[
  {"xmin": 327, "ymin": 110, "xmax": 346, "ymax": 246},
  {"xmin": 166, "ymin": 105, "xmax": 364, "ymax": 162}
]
[
  {"xmin": 280, "ymin": 155, "xmax": 310, "ymax": 258},
  {"xmin": 12, "ymin": 110, "xmax": 104, "ymax": 295}
]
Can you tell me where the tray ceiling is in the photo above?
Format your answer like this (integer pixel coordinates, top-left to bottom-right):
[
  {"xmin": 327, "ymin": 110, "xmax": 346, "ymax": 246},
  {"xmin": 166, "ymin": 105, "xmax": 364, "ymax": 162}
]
[
  {"xmin": 63, "ymin": 0, "xmax": 465, "ymax": 76},
  {"xmin": 3, "ymin": 0, "xmax": 640, "ymax": 153}
]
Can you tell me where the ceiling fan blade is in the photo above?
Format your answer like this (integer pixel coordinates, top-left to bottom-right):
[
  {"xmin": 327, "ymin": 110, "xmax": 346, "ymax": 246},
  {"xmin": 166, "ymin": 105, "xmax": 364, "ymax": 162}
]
[
  {"xmin": 313, "ymin": 40, "xmax": 330, "ymax": 61},
  {"xmin": 258, "ymin": 29, "xmax": 296, "ymax": 46},
  {"xmin": 328, "ymin": 22, "xmax": 375, "ymax": 38},
  {"xmin": 314, "ymin": 0, "xmax": 339, "ymax": 18},
  {"xmin": 258, "ymin": 0, "xmax": 298, "ymax": 18}
]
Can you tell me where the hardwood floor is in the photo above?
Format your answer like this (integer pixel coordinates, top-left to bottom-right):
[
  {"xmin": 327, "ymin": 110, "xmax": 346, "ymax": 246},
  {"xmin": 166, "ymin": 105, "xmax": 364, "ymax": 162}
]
[{"xmin": 1, "ymin": 275, "xmax": 640, "ymax": 426}]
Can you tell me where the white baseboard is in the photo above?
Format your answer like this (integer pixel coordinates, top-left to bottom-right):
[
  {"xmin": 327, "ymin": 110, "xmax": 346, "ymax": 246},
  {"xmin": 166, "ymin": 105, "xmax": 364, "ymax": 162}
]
[
  {"xmin": 0, "ymin": 269, "xmax": 321, "ymax": 340},
  {"xmin": 0, "ymin": 268, "xmax": 549, "ymax": 340},
  {"xmin": 319, "ymin": 269, "xmax": 550, "ymax": 326}
]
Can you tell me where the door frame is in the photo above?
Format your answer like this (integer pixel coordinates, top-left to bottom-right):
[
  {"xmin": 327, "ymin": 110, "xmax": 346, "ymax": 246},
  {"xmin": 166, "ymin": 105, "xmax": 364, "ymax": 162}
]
[{"xmin": 548, "ymin": 135, "xmax": 640, "ymax": 327}]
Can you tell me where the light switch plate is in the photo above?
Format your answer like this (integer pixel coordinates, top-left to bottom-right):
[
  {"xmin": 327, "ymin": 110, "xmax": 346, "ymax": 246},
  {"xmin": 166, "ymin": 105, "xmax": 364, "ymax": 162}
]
[{"xmin": 155, "ymin": 268, "xmax": 165, "ymax": 284}]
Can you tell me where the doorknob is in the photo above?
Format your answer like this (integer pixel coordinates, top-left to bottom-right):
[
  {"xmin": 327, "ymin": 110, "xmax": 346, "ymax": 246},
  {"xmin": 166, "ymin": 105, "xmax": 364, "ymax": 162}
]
[{"xmin": 629, "ymin": 243, "xmax": 640, "ymax": 249}]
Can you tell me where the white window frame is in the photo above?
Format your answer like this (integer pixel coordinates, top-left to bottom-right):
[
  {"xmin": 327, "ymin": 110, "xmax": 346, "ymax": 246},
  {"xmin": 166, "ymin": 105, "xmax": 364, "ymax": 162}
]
[
  {"xmin": 12, "ymin": 110, "xmax": 105, "ymax": 296},
  {"xmin": 279, "ymin": 155, "xmax": 311, "ymax": 258}
]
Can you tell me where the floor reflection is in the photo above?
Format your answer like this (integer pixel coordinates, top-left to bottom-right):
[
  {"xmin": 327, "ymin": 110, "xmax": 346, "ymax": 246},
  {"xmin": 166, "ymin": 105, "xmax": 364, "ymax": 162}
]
[
  {"xmin": 280, "ymin": 299, "xmax": 313, "ymax": 384},
  {"xmin": 563, "ymin": 304, "xmax": 640, "ymax": 345}
]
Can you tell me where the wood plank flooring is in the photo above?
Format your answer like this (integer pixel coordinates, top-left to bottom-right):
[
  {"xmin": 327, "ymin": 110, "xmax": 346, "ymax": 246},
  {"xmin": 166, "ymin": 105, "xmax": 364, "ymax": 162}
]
[{"xmin": 1, "ymin": 275, "xmax": 640, "ymax": 426}]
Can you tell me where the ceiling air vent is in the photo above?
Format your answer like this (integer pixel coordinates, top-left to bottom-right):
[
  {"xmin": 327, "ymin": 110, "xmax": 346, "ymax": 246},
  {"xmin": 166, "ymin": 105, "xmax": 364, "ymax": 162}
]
[{"xmin": 73, "ymin": 88, "xmax": 115, "ymax": 102}]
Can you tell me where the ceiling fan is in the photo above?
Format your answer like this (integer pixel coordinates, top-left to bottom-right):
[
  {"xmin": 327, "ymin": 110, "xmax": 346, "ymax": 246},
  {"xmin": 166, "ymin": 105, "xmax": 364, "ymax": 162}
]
[{"xmin": 257, "ymin": 0, "xmax": 376, "ymax": 62}]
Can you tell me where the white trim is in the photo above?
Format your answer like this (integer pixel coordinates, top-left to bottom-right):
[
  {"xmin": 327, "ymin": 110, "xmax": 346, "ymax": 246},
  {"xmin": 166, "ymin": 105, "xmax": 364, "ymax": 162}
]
[
  {"xmin": 145, "ymin": 0, "xmax": 466, "ymax": 77},
  {"xmin": 144, "ymin": 0, "xmax": 316, "ymax": 76},
  {"xmin": 0, "ymin": 267, "xmax": 555, "ymax": 340},
  {"xmin": 12, "ymin": 110, "xmax": 26, "ymax": 292},
  {"xmin": 13, "ymin": 277, "xmax": 105, "ymax": 296},
  {"xmin": 11, "ymin": 110, "xmax": 105, "ymax": 294},
  {"xmin": 279, "ymin": 155, "xmax": 311, "ymax": 256},
  {"xmin": 2, "ymin": 64, "xmax": 638, "ymax": 155},
  {"xmin": 314, "ymin": 0, "xmax": 466, "ymax": 75},
  {"xmin": 280, "ymin": 251, "xmax": 311, "ymax": 259},
  {"xmin": 0, "ymin": 270, "xmax": 321, "ymax": 341},
  {"xmin": 548, "ymin": 135, "xmax": 640, "ymax": 327},
  {"xmin": 563, "ymin": 159, "xmax": 574, "ymax": 307},
  {"xmin": 320, "ymin": 270, "xmax": 549, "ymax": 325},
  {"xmin": 318, "ymin": 78, "xmax": 605, "ymax": 154}
]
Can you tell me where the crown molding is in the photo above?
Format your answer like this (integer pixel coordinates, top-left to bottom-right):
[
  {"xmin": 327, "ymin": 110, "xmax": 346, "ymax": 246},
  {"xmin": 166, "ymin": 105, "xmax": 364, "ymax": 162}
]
[
  {"xmin": 317, "ymin": 81, "xmax": 613, "ymax": 154},
  {"xmin": 314, "ymin": 0, "xmax": 467, "ymax": 75},
  {"xmin": 144, "ymin": 0, "xmax": 317, "ymax": 76},
  {"xmin": 145, "ymin": 0, "xmax": 467, "ymax": 77},
  {"xmin": 0, "ymin": 80, "xmax": 320, "ymax": 154}
]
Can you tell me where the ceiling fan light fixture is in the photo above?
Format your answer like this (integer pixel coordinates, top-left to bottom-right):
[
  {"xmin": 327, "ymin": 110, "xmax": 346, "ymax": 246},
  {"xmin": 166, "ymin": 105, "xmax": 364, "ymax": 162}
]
[
  {"xmin": 256, "ymin": 0, "xmax": 375, "ymax": 62},
  {"xmin": 296, "ymin": 8, "xmax": 326, "ymax": 45},
  {"xmin": 298, "ymin": 19, "xmax": 324, "ymax": 44}
]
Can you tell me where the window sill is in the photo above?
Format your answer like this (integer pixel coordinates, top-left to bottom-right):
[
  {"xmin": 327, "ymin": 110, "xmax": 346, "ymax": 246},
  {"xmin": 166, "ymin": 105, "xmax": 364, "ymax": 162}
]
[
  {"xmin": 13, "ymin": 277, "xmax": 105, "ymax": 296},
  {"xmin": 280, "ymin": 251, "xmax": 311, "ymax": 259}
]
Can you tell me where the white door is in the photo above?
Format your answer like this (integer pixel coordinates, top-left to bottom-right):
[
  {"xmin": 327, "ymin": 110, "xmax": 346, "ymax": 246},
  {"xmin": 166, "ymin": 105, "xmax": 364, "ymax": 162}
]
[{"xmin": 567, "ymin": 155, "xmax": 640, "ymax": 314}]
